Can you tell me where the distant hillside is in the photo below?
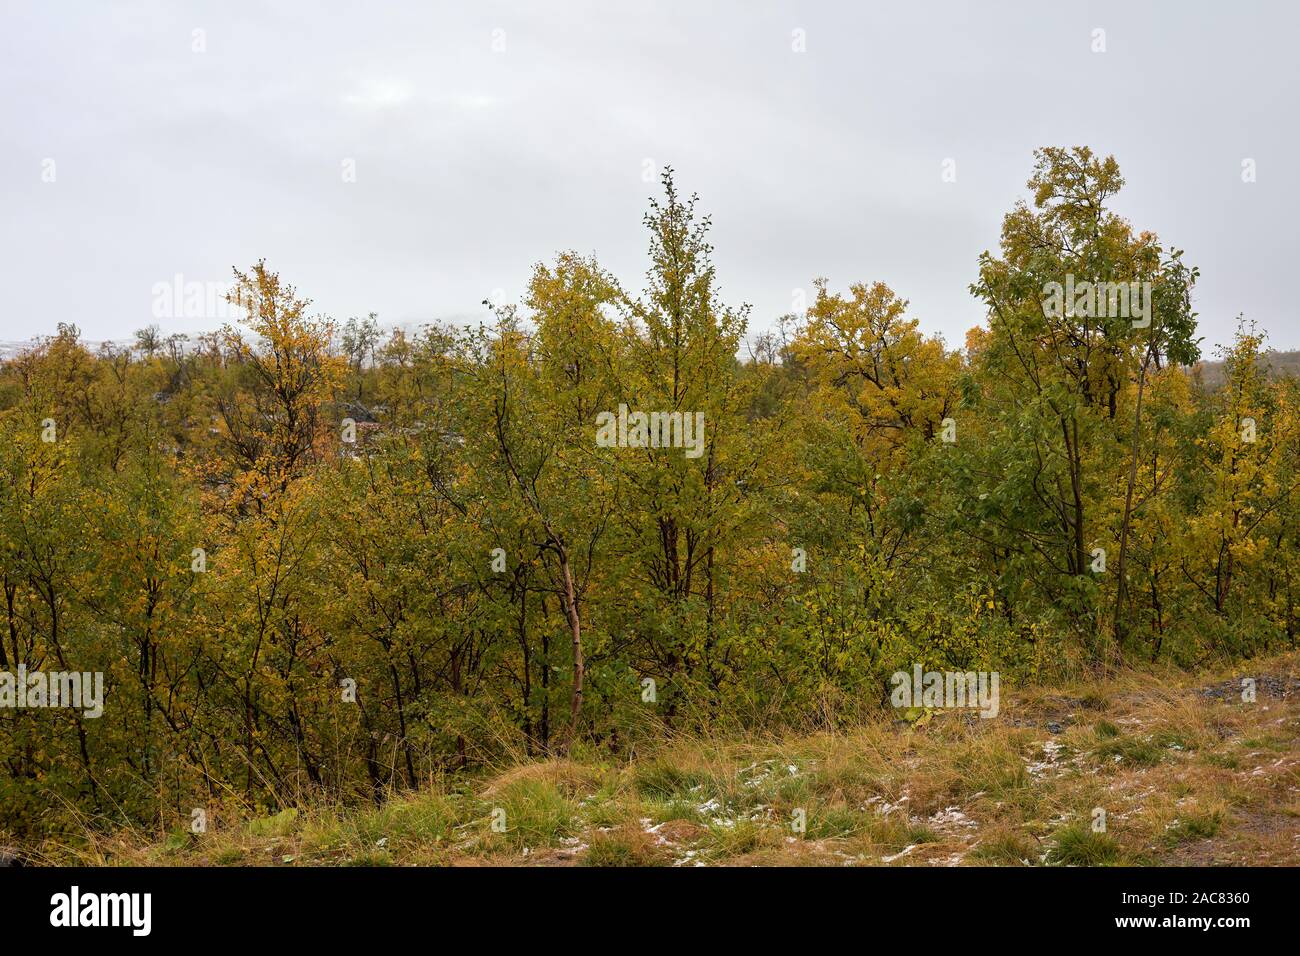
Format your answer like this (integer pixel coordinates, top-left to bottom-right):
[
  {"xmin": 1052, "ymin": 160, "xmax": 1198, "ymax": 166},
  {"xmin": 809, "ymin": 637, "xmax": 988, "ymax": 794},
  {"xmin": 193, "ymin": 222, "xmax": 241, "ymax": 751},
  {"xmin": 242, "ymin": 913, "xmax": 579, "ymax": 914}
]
[
  {"xmin": 0, "ymin": 338, "xmax": 135, "ymax": 361},
  {"xmin": 1193, "ymin": 349, "xmax": 1300, "ymax": 389}
]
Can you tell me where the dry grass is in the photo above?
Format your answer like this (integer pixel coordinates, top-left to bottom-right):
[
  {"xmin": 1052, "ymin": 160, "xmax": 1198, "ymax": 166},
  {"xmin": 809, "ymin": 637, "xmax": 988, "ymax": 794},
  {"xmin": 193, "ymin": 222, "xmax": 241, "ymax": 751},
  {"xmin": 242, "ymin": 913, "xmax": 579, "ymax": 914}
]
[{"xmin": 23, "ymin": 651, "xmax": 1300, "ymax": 867}]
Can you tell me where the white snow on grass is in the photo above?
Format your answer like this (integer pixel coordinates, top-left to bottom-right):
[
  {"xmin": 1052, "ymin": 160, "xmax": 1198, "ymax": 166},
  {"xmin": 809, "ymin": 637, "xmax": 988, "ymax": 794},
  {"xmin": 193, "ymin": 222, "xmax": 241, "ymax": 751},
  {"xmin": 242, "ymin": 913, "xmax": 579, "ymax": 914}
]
[
  {"xmin": 865, "ymin": 792, "xmax": 911, "ymax": 816},
  {"xmin": 929, "ymin": 806, "xmax": 977, "ymax": 830},
  {"xmin": 1026, "ymin": 738, "xmax": 1070, "ymax": 778},
  {"xmin": 882, "ymin": 843, "xmax": 919, "ymax": 863}
]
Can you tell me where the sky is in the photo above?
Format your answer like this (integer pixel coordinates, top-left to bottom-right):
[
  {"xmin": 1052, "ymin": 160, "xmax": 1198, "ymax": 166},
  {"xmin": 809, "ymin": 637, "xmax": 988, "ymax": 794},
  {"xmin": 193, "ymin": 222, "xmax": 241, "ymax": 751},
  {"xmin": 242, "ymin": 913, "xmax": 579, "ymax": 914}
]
[{"xmin": 2, "ymin": 0, "xmax": 1297, "ymax": 354}]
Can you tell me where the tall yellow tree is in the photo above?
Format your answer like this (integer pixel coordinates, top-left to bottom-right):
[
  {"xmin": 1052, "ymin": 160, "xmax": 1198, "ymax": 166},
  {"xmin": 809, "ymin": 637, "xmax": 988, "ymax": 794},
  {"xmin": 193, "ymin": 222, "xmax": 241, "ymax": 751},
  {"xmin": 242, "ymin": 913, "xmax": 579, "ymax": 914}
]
[{"xmin": 216, "ymin": 260, "xmax": 346, "ymax": 506}]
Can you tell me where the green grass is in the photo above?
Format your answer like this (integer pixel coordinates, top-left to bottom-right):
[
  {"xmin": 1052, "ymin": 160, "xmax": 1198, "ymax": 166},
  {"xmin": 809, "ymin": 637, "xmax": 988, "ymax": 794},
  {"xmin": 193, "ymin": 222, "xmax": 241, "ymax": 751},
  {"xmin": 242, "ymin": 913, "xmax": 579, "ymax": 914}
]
[
  {"xmin": 247, "ymin": 807, "xmax": 299, "ymax": 838},
  {"xmin": 1094, "ymin": 734, "xmax": 1164, "ymax": 767},
  {"xmin": 970, "ymin": 830, "xmax": 1037, "ymax": 865},
  {"xmin": 1163, "ymin": 809, "xmax": 1224, "ymax": 845},
  {"xmin": 352, "ymin": 794, "xmax": 456, "ymax": 848},
  {"xmin": 697, "ymin": 817, "xmax": 777, "ymax": 859},
  {"xmin": 1152, "ymin": 730, "xmax": 1195, "ymax": 751},
  {"xmin": 1094, "ymin": 719, "xmax": 1121, "ymax": 739},
  {"xmin": 344, "ymin": 849, "xmax": 393, "ymax": 866},
  {"xmin": 482, "ymin": 779, "xmax": 579, "ymax": 851},
  {"xmin": 1046, "ymin": 822, "xmax": 1125, "ymax": 866},
  {"xmin": 804, "ymin": 803, "xmax": 869, "ymax": 839},
  {"xmin": 632, "ymin": 759, "xmax": 709, "ymax": 800},
  {"xmin": 1200, "ymin": 752, "xmax": 1240, "ymax": 769}
]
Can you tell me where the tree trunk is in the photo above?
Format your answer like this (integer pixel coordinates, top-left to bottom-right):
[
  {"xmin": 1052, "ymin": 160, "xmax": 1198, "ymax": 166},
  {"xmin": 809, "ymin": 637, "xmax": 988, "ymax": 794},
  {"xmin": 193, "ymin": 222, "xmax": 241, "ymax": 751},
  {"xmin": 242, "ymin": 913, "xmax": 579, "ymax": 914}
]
[
  {"xmin": 1113, "ymin": 346, "xmax": 1152, "ymax": 652},
  {"xmin": 557, "ymin": 546, "xmax": 584, "ymax": 753}
]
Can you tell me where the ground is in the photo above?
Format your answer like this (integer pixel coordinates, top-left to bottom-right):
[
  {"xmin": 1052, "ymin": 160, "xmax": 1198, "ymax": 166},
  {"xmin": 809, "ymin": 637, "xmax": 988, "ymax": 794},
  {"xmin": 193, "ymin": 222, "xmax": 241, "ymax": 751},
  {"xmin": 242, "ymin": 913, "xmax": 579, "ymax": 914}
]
[{"xmin": 28, "ymin": 653, "xmax": 1300, "ymax": 867}]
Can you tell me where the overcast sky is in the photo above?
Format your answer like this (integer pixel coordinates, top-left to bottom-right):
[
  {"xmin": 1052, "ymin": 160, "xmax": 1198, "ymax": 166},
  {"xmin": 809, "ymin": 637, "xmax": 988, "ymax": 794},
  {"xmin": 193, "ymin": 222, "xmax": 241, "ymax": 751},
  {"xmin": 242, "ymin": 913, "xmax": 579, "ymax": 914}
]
[{"xmin": 2, "ymin": 0, "xmax": 1297, "ymax": 354}]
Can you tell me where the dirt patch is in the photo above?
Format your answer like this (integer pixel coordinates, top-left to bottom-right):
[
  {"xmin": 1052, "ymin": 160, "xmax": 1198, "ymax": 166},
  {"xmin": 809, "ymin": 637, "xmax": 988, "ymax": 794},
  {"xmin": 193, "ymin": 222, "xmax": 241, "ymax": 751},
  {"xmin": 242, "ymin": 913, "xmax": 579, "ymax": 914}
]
[
  {"xmin": 653, "ymin": 819, "xmax": 707, "ymax": 844},
  {"xmin": 1160, "ymin": 809, "xmax": 1300, "ymax": 866}
]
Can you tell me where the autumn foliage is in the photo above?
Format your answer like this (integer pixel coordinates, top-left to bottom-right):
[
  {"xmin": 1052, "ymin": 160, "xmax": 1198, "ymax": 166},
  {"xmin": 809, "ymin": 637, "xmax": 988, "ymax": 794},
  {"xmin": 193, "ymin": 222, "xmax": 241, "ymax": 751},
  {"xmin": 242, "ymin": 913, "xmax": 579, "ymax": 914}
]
[{"xmin": 2, "ymin": 150, "xmax": 1296, "ymax": 837}]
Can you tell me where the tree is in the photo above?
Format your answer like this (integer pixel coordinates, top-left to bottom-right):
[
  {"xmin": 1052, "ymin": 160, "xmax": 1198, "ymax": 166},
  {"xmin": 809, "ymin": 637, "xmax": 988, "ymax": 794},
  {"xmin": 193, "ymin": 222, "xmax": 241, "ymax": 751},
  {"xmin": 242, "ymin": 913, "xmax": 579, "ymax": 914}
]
[
  {"xmin": 217, "ymin": 260, "xmax": 346, "ymax": 503},
  {"xmin": 967, "ymin": 147, "xmax": 1198, "ymax": 662}
]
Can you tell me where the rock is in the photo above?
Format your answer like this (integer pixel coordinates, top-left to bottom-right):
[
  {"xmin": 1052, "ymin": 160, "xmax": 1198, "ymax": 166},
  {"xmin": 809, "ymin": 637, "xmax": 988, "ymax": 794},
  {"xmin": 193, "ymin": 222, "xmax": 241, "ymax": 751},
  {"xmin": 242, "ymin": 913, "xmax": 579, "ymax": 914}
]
[{"xmin": 1198, "ymin": 674, "xmax": 1300, "ymax": 701}]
